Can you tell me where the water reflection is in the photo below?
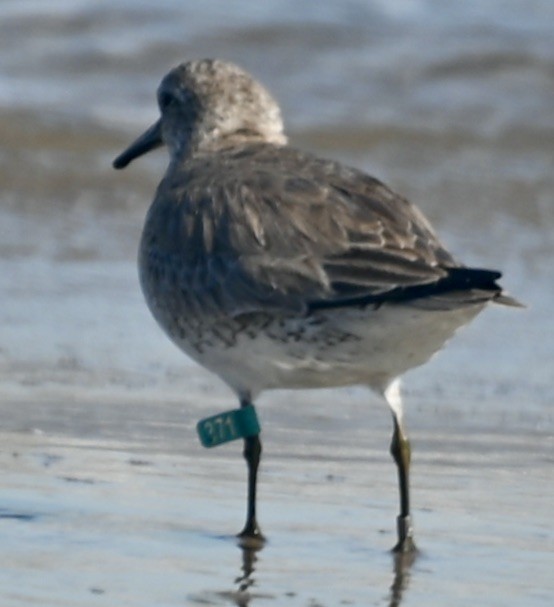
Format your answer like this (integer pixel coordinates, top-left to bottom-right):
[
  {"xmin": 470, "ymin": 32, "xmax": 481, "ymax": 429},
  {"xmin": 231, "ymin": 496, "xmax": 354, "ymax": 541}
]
[
  {"xmin": 234, "ymin": 543, "xmax": 259, "ymax": 601},
  {"xmin": 388, "ymin": 550, "xmax": 417, "ymax": 607},
  {"xmin": 230, "ymin": 541, "xmax": 417, "ymax": 606}
]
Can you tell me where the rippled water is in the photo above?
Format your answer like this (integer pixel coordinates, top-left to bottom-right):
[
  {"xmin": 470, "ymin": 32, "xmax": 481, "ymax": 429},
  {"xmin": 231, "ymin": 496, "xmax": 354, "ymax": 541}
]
[{"xmin": 0, "ymin": 1, "xmax": 552, "ymax": 606}]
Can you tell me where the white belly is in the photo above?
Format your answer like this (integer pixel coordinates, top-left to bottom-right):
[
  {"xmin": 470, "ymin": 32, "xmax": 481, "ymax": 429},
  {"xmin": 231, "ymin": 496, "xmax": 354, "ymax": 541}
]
[{"xmin": 151, "ymin": 298, "xmax": 486, "ymax": 398}]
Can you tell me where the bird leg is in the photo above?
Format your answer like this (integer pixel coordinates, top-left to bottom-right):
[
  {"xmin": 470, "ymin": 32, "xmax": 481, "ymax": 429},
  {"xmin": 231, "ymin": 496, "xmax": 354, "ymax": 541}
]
[
  {"xmin": 390, "ymin": 415, "xmax": 416, "ymax": 552},
  {"xmin": 238, "ymin": 400, "xmax": 265, "ymax": 545}
]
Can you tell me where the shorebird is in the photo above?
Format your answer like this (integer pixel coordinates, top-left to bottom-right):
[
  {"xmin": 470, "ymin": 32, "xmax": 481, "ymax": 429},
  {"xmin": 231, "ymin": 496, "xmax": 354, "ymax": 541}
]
[{"xmin": 113, "ymin": 59, "xmax": 519, "ymax": 552}]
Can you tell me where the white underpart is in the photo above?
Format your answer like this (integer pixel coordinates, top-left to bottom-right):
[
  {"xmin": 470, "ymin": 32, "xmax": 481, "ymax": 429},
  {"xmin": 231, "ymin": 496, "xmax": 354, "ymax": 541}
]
[{"xmin": 154, "ymin": 299, "xmax": 487, "ymax": 404}]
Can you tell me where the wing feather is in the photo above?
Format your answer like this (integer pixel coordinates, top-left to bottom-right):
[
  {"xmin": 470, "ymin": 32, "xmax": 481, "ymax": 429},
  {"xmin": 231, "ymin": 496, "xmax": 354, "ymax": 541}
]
[{"xmin": 150, "ymin": 144, "xmax": 460, "ymax": 315}]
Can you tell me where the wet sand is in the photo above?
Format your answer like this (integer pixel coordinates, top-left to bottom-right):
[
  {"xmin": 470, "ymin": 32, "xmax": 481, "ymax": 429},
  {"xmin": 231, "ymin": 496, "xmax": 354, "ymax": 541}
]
[{"xmin": 0, "ymin": 384, "xmax": 551, "ymax": 606}]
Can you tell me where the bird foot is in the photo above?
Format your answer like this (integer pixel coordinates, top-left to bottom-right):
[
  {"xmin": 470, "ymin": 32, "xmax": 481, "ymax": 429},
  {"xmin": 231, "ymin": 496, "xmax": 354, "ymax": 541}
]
[
  {"xmin": 237, "ymin": 520, "xmax": 266, "ymax": 550},
  {"xmin": 392, "ymin": 515, "xmax": 417, "ymax": 553}
]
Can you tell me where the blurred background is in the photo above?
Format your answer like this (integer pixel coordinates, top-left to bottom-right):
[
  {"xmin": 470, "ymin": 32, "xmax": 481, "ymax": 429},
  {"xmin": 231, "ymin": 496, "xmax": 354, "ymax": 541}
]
[{"xmin": 0, "ymin": 2, "xmax": 552, "ymax": 606}]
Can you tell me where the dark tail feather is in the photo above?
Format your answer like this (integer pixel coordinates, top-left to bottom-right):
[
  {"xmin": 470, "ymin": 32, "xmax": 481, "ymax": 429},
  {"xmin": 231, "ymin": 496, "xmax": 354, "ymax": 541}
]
[
  {"xmin": 436, "ymin": 268, "xmax": 523, "ymax": 307},
  {"xmin": 308, "ymin": 267, "xmax": 520, "ymax": 311},
  {"xmin": 437, "ymin": 267, "xmax": 501, "ymax": 291}
]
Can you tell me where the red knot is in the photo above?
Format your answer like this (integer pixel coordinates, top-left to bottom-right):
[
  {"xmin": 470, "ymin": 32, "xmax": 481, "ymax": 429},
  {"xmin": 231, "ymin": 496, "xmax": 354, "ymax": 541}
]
[{"xmin": 113, "ymin": 58, "xmax": 521, "ymax": 552}]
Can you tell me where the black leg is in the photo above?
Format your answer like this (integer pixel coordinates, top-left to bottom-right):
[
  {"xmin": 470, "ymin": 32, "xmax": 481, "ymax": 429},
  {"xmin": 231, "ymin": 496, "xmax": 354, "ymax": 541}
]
[
  {"xmin": 238, "ymin": 400, "xmax": 265, "ymax": 545},
  {"xmin": 390, "ymin": 415, "xmax": 416, "ymax": 552}
]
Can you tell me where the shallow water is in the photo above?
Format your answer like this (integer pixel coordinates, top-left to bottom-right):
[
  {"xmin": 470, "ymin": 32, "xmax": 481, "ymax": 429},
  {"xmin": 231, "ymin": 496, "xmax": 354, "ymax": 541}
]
[{"xmin": 0, "ymin": 1, "xmax": 553, "ymax": 606}]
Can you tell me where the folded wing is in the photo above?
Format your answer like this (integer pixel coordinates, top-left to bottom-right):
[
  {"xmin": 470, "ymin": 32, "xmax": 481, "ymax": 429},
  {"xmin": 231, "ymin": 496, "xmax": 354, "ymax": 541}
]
[{"xmin": 155, "ymin": 145, "xmax": 501, "ymax": 316}]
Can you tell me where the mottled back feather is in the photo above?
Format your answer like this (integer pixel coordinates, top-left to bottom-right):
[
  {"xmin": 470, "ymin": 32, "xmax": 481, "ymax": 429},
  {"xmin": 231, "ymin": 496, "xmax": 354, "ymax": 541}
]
[{"xmin": 142, "ymin": 143, "xmax": 464, "ymax": 316}]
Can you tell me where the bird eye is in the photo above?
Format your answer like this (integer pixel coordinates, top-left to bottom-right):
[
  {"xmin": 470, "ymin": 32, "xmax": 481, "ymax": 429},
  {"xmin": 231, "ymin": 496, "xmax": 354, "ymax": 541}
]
[{"xmin": 158, "ymin": 91, "xmax": 177, "ymax": 110}]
